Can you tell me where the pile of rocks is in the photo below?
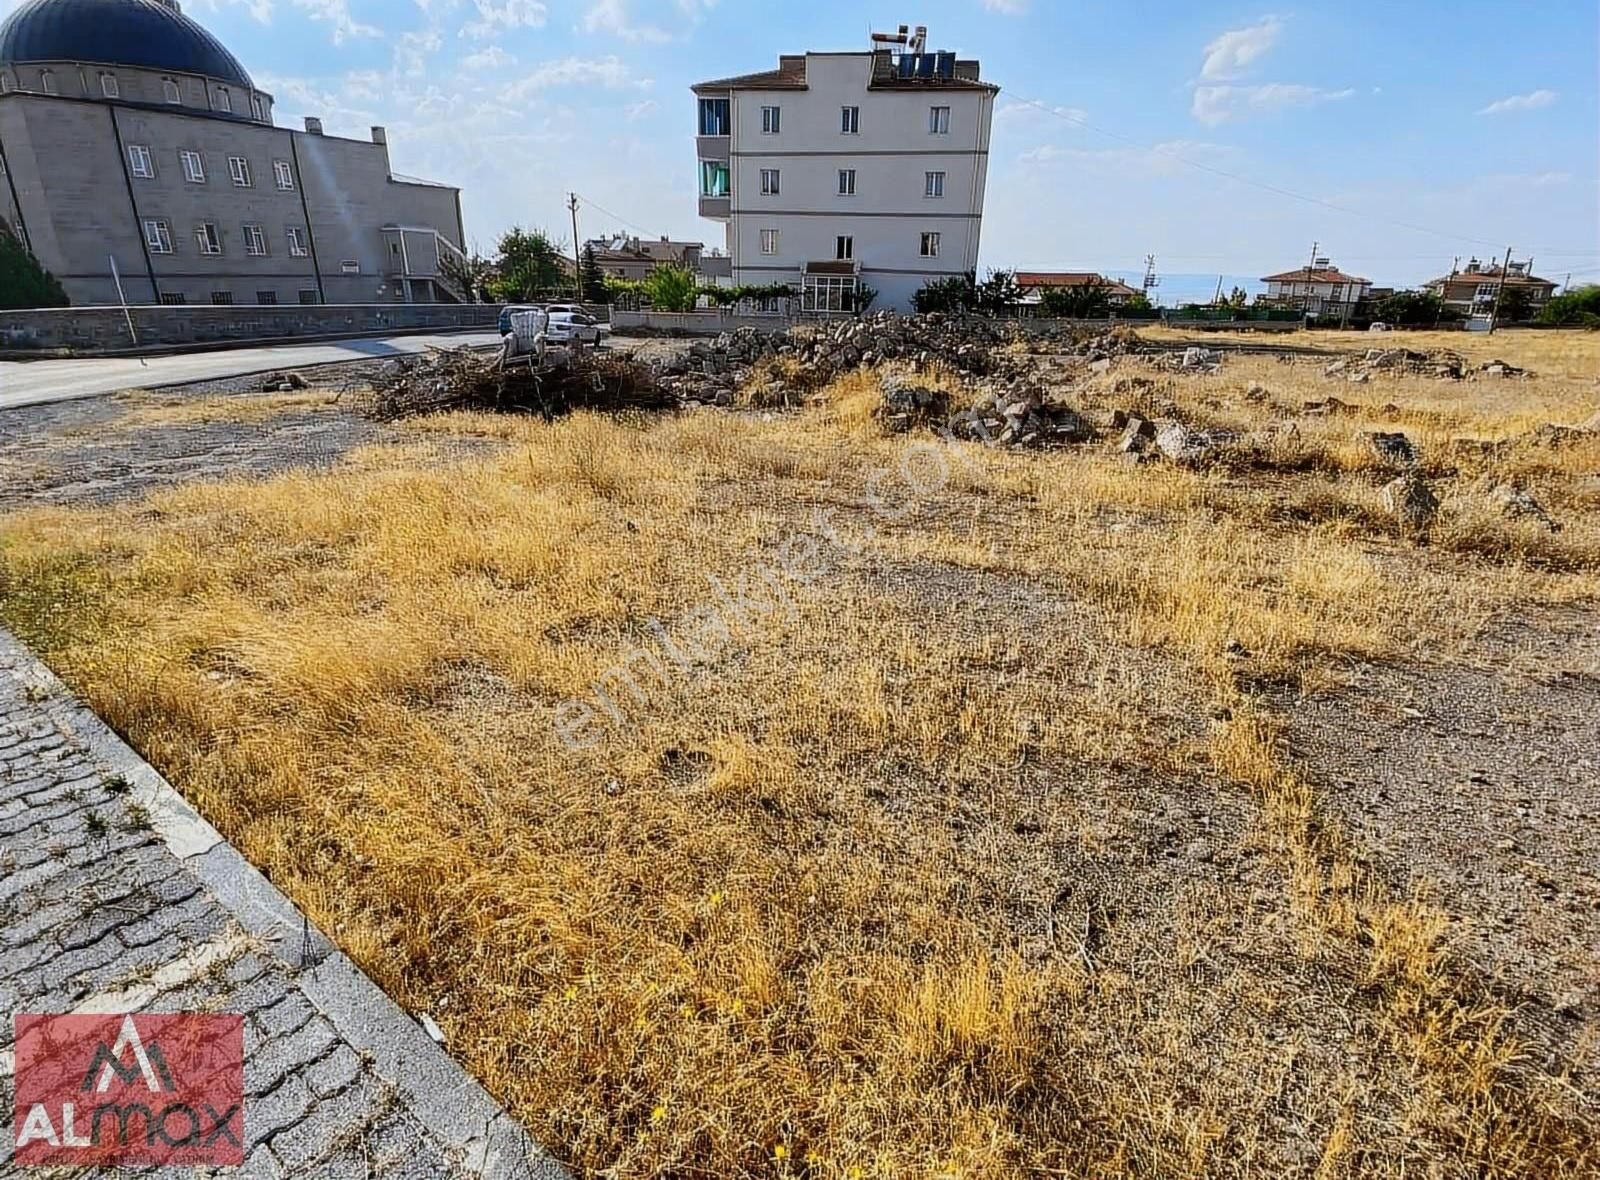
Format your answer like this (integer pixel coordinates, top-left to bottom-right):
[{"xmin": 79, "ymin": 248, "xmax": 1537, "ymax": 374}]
[
  {"xmin": 944, "ymin": 384, "xmax": 1094, "ymax": 448},
  {"xmin": 1324, "ymin": 347, "xmax": 1468, "ymax": 383},
  {"xmin": 1150, "ymin": 347, "xmax": 1223, "ymax": 375}
]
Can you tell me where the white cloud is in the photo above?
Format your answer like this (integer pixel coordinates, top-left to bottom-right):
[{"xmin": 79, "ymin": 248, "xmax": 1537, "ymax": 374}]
[
  {"xmin": 982, "ymin": 0, "xmax": 1028, "ymax": 13},
  {"xmin": 1200, "ymin": 16, "xmax": 1283, "ymax": 80},
  {"xmin": 1020, "ymin": 139, "xmax": 1241, "ymax": 179},
  {"xmin": 580, "ymin": 0, "xmax": 717, "ymax": 42},
  {"xmin": 463, "ymin": 45, "xmax": 517, "ymax": 70},
  {"xmin": 461, "ymin": 0, "xmax": 548, "ymax": 39},
  {"xmin": 189, "ymin": 0, "xmax": 276, "ymax": 22},
  {"xmin": 995, "ymin": 100, "xmax": 1088, "ymax": 126},
  {"xmin": 288, "ymin": 0, "xmax": 380, "ymax": 44},
  {"xmin": 625, "ymin": 98, "xmax": 658, "ymax": 121},
  {"xmin": 498, "ymin": 56, "xmax": 653, "ymax": 100},
  {"xmin": 1192, "ymin": 83, "xmax": 1354, "ymax": 125},
  {"xmin": 1478, "ymin": 89, "xmax": 1558, "ymax": 115}
]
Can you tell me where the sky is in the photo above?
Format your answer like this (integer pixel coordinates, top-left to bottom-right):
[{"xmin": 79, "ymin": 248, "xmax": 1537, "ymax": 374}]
[{"xmin": 14, "ymin": 0, "xmax": 1598, "ymax": 302}]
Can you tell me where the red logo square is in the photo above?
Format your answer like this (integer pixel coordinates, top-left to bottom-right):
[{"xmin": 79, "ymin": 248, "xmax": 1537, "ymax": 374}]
[{"xmin": 13, "ymin": 1013, "xmax": 244, "ymax": 1166}]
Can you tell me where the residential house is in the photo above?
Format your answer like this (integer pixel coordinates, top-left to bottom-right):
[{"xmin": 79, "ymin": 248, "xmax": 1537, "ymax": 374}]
[
  {"xmin": 1423, "ymin": 258, "xmax": 1558, "ymax": 319},
  {"xmin": 1016, "ymin": 271, "xmax": 1142, "ymax": 309},
  {"xmin": 585, "ymin": 235, "xmax": 707, "ymax": 281},
  {"xmin": 1258, "ymin": 260, "xmax": 1372, "ymax": 320},
  {"xmin": 692, "ymin": 25, "xmax": 997, "ymax": 313}
]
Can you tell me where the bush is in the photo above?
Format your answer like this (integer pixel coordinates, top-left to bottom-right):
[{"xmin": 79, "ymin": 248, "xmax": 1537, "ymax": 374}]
[
  {"xmin": 1039, "ymin": 281, "xmax": 1109, "ymax": 319},
  {"xmin": 1372, "ymin": 291, "xmax": 1457, "ymax": 328},
  {"xmin": 1539, "ymin": 285, "xmax": 1600, "ymax": 326},
  {"xmin": 0, "ymin": 227, "xmax": 68, "ymax": 309},
  {"xmin": 643, "ymin": 265, "xmax": 698, "ymax": 313}
]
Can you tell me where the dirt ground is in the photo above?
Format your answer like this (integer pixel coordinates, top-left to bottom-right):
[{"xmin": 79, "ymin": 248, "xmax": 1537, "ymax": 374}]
[{"xmin": 0, "ymin": 325, "xmax": 1597, "ymax": 1178}]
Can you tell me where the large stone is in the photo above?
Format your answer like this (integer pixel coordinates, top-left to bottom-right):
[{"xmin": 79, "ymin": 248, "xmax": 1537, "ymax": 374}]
[
  {"xmin": 1364, "ymin": 431, "xmax": 1417, "ymax": 466},
  {"xmin": 1383, "ymin": 473, "xmax": 1440, "ymax": 531},
  {"xmin": 1491, "ymin": 485, "xmax": 1560, "ymax": 532},
  {"xmin": 1155, "ymin": 421, "xmax": 1223, "ymax": 466}
]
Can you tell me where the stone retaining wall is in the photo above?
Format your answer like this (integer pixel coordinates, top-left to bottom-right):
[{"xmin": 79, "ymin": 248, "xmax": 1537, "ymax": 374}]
[{"xmin": 0, "ymin": 303, "xmax": 502, "ymax": 352}]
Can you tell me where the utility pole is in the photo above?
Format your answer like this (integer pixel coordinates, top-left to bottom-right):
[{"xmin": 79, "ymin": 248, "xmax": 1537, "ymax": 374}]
[
  {"xmin": 1302, "ymin": 240, "xmax": 1319, "ymax": 320},
  {"xmin": 568, "ymin": 193, "xmax": 583, "ymax": 302},
  {"xmin": 1142, "ymin": 254, "xmax": 1160, "ymax": 306},
  {"xmin": 1488, "ymin": 244, "xmax": 1513, "ymax": 334}
]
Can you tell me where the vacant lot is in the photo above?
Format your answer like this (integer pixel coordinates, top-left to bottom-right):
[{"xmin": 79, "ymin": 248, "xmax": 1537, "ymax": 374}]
[{"xmin": 1, "ymin": 328, "xmax": 1597, "ymax": 1177}]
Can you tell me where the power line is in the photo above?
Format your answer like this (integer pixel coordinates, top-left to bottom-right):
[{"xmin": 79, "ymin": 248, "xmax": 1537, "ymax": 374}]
[{"xmin": 1001, "ymin": 91, "xmax": 1595, "ymax": 256}]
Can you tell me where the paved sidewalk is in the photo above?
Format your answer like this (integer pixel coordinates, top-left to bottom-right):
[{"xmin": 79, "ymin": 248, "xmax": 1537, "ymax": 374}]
[{"xmin": 0, "ymin": 627, "xmax": 567, "ymax": 1178}]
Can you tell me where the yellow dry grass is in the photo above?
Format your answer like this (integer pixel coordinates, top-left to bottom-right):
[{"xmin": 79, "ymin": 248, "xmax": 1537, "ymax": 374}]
[
  {"xmin": 2, "ymin": 330, "xmax": 1598, "ymax": 1177},
  {"xmin": 111, "ymin": 389, "xmax": 341, "ymax": 427}
]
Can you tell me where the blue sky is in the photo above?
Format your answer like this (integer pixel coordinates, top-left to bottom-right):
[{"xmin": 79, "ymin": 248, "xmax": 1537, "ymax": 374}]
[{"xmin": 51, "ymin": 0, "xmax": 1600, "ymax": 300}]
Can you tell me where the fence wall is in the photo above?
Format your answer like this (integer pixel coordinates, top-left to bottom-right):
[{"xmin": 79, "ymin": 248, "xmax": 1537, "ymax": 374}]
[{"xmin": 0, "ymin": 303, "xmax": 502, "ymax": 353}]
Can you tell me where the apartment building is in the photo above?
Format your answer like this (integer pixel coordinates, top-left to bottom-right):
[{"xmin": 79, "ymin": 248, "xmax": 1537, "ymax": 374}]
[
  {"xmin": 1258, "ymin": 260, "xmax": 1372, "ymax": 320},
  {"xmin": 692, "ymin": 26, "xmax": 997, "ymax": 313},
  {"xmin": 0, "ymin": 0, "xmax": 466, "ymax": 306}
]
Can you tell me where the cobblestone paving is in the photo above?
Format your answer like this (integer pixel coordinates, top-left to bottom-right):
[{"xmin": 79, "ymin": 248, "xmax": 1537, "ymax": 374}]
[{"xmin": 0, "ymin": 628, "xmax": 566, "ymax": 1178}]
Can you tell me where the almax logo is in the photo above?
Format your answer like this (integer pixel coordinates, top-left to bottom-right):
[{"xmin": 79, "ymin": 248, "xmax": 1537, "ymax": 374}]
[{"xmin": 14, "ymin": 1012, "xmax": 245, "ymax": 1166}]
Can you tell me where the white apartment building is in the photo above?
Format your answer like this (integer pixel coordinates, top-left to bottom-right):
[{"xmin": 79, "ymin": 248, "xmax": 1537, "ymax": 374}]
[{"xmin": 692, "ymin": 29, "xmax": 997, "ymax": 313}]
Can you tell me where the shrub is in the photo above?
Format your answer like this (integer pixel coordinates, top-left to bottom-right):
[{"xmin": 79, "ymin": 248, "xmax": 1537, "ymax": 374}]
[
  {"xmin": 0, "ymin": 226, "xmax": 68, "ymax": 309},
  {"xmin": 643, "ymin": 265, "xmax": 698, "ymax": 312},
  {"xmin": 1539, "ymin": 285, "xmax": 1600, "ymax": 326}
]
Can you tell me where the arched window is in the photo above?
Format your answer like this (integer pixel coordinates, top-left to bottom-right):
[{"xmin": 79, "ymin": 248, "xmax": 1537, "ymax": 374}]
[{"xmin": 163, "ymin": 77, "xmax": 181, "ymax": 103}]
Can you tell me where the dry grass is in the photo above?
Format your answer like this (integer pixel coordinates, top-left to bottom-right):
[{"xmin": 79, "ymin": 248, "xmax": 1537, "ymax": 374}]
[
  {"xmin": 2, "ymin": 330, "xmax": 1598, "ymax": 1177},
  {"xmin": 110, "ymin": 389, "xmax": 341, "ymax": 427}
]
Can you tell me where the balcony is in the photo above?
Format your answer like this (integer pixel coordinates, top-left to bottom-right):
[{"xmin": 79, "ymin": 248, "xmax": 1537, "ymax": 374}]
[
  {"xmin": 698, "ymin": 159, "xmax": 730, "ymax": 221},
  {"xmin": 696, "ymin": 135, "xmax": 730, "ymax": 163},
  {"xmin": 698, "ymin": 195, "xmax": 731, "ymax": 220}
]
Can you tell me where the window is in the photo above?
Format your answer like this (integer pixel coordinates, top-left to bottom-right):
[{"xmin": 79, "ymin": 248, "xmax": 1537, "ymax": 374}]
[
  {"xmin": 99, "ymin": 73, "xmax": 118, "ymax": 99},
  {"xmin": 340, "ymin": 260, "xmax": 361, "ymax": 274},
  {"xmin": 802, "ymin": 274, "xmax": 858, "ymax": 313},
  {"xmin": 835, "ymin": 236, "xmax": 853, "ymax": 261},
  {"xmin": 211, "ymin": 291, "xmax": 234, "ymax": 305},
  {"xmin": 287, "ymin": 226, "xmax": 309, "ymax": 258},
  {"xmin": 761, "ymin": 105, "xmax": 781, "ymax": 134},
  {"xmin": 760, "ymin": 168, "xmax": 780, "ymax": 196},
  {"xmin": 180, "ymin": 150, "xmax": 205, "ymax": 184},
  {"xmin": 699, "ymin": 159, "xmax": 730, "ymax": 198},
  {"xmin": 298, "ymin": 289, "xmax": 320, "ymax": 305},
  {"xmin": 159, "ymin": 292, "xmax": 186, "ymax": 306},
  {"xmin": 920, "ymin": 232, "xmax": 941, "ymax": 258},
  {"xmin": 256, "ymin": 290, "xmax": 278, "ymax": 305},
  {"xmin": 925, "ymin": 170, "xmax": 946, "ymax": 198},
  {"xmin": 929, "ymin": 105, "xmax": 951, "ymax": 134},
  {"xmin": 127, "ymin": 144, "xmax": 154, "ymax": 179},
  {"xmin": 163, "ymin": 77, "xmax": 181, "ymax": 103},
  {"xmin": 40, "ymin": 70, "xmax": 56, "ymax": 95},
  {"xmin": 227, "ymin": 156, "xmax": 252, "ymax": 187},
  {"xmin": 273, "ymin": 160, "xmax": 294, "ymax": 190},
  {"xmin": 698, "ymin": 97, "xmax": 730, "ymax": 136},
  {"xmin": 760, "ymin": 228, "xmax": 779, "ymax": 255},
  {"xmin": 142, "ymin": 219, "xmax": 173, "ymax": 254},
  {"xmin": 838, "ymin": 168, "xmax": 856, "ymax": 196},
  {"xmin": 1475, "ymin": 283, "xmax": 1498, "ymax": 301},
  {"xmin": 251, "ymin": 94, "xmax": 265, "ymax": 121},
  {"xmin": 243, "ymin": 224, "xmax": 267, "ymax": 257},
  {"xmin": 841, "ymin": 105, "xmax": 860, "ymax": 134},
  {"xmin": 216, "ymin": 87, "xmax": 231, "ymax": 114},
  {"xmin": 196, "ymin": 223, "xmax": 222, "ymax": 255}
]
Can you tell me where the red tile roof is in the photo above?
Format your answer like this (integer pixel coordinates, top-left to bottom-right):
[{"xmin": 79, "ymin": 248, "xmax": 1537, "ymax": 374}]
[
  {"xmin": 1261, "ymin": 267, "xmax": 1370, "ymax": 285},
  {"xmin": 1016, "ymin": 272, "xmax": 1141, "ymax": 297}
]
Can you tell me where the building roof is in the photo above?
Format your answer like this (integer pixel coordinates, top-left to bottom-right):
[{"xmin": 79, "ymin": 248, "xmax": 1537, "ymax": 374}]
[
  {"xmin": 1261, "ymin": 267, "xmax": 1371, "ymax": 285},
  {"xmin": 1425, "ymin": 265, "xmax": 1557, "ymax": 290},
  {"xmin": 0, "ymin": 0, "xmax": 253, "ymax": 89},
  {"xmin": 1016, "ymin": 271, "xmax": 1141, "ymax": 297},
  {"xmin": 693, "ymin": 56, "xmax": 808, "ymax": 93}
]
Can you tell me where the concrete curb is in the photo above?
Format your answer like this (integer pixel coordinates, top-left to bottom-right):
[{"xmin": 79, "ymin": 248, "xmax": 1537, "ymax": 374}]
[{"xmin": 0, "ymin": 627, "xmax": 569, "ymax": 1179}]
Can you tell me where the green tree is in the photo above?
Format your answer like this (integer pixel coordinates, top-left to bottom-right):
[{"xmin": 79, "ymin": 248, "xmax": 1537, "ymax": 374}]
[
  {"xmin": 439, "ymin": 249, "xmax": 493, "ymax": 302},
  {"xmin": 1494, "ymin": 285, "xmax": 1534, "ymax": 324},
  {"xmin": 491, "ymin": 227, "xmax": 565, "ymax": 301},
  {"xmin": 1375, "ymin": 291, "xmax": 1451, "ymax": 328},
  {"xmin": 643, "ymin": 264, "xmax": 698, "ymax": 312},
  {"xmin": 1538, "ymin": 284, "xmax": 1600, "ymax": 326},
  {"xmin": 1039, "ymin": 280, "xmax": 1109, "ymax": 318},
  {"xmin": 913, "ymin": 272, "xmax": 977, "ymax": 314},
  {"xmin": 0, "ymin": 226, "xmax": 68, "ymax": 309},
  {"xmin": 973, "ymin": 268, "xmax": 1021, "ymax": 316},
  {"xmin": 580, "ymin": 244, "xmax": 608, "ymax": 303}
]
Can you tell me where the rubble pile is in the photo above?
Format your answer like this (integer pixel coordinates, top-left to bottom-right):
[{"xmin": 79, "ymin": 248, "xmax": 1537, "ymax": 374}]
[
  {"xmin": 1323, "ymin": 347, "xmax": 1469, "ymax": 383},
  {"xmin": 358, "ymin": 347, "xmax": 670, "ymax": 422},
  {"xmin": 259, "ymin": 370, "xmax": 310, "ymax": 392},
  {"xmin": 943, "ymin": 384, "xmax": 1095, "ymax": 449},
  {"xmin": 1150, "ymin": 346, "xmax": 1223, "ymax": 375}
]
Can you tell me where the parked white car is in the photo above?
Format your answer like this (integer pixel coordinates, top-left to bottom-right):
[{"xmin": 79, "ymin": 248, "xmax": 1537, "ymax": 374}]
[{"xmin": 545, "ymin": 310, "xmax": 609, "ymax": 346}]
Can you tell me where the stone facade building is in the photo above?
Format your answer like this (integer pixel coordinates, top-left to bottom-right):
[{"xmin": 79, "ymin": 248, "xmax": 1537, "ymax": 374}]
[{"xmin": 0, "ymin": 0, "xmax": 467, "ymax": 307}]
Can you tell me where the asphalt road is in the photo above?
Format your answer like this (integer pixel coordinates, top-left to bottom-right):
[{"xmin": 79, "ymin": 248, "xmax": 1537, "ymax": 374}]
[{"xmin": 0, "ymin": 331, "xmax": 503, "ymax": 411}]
